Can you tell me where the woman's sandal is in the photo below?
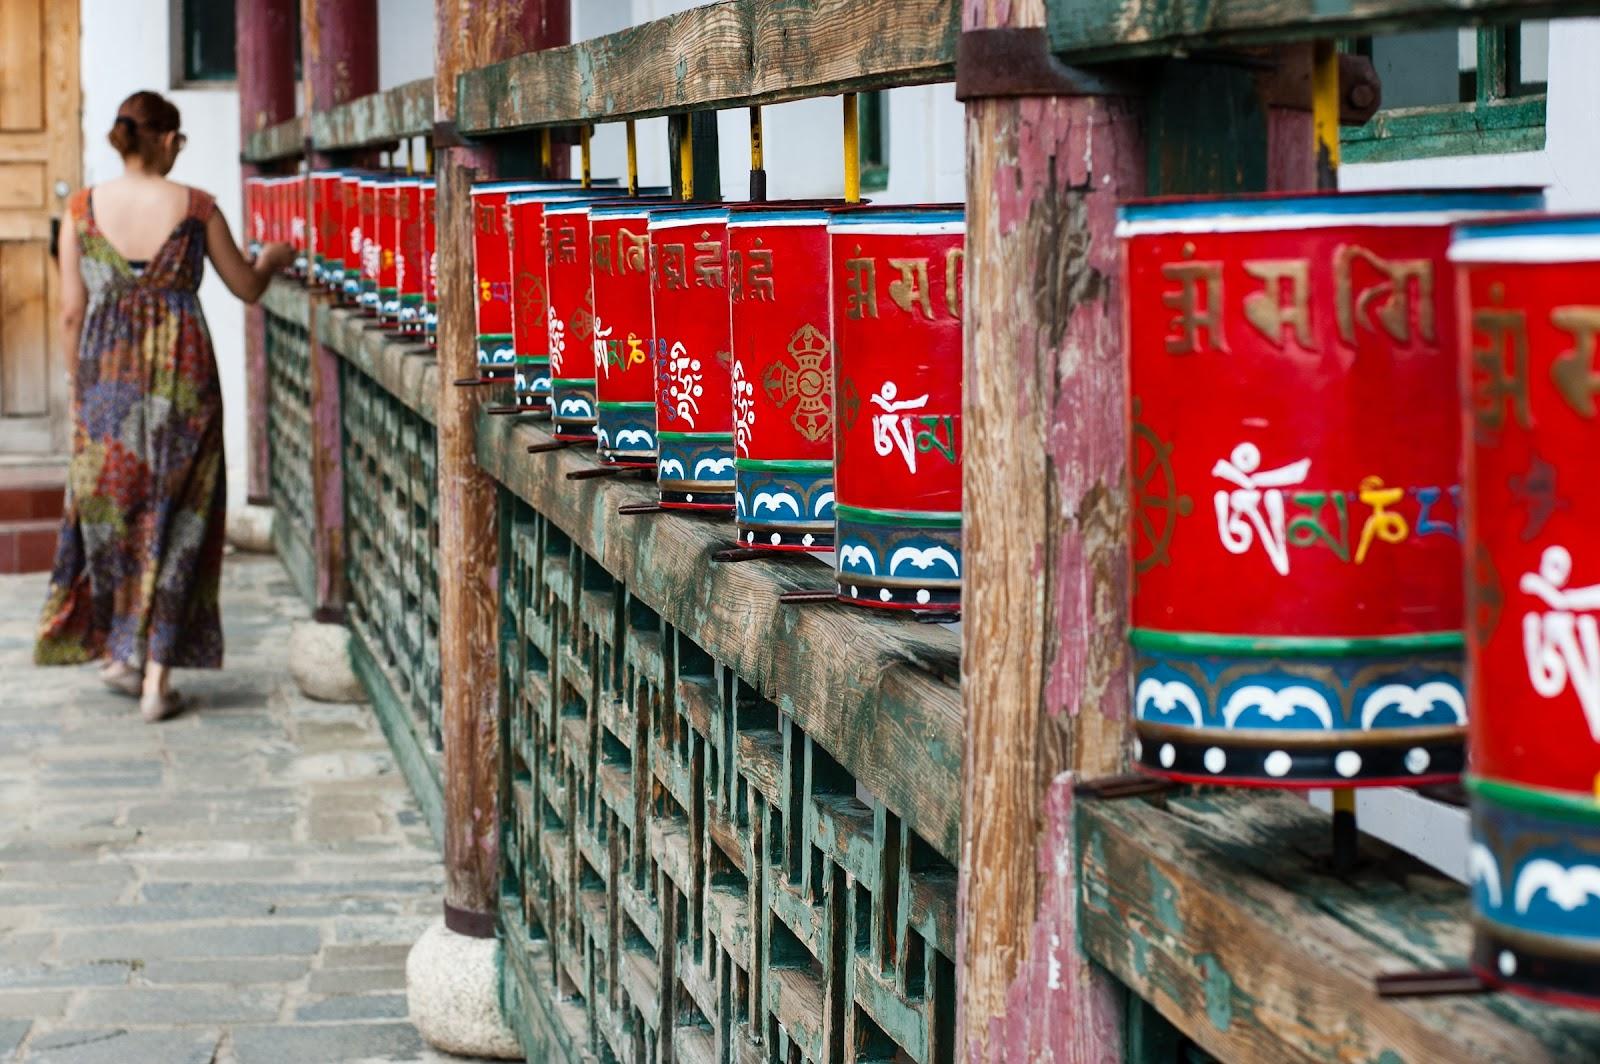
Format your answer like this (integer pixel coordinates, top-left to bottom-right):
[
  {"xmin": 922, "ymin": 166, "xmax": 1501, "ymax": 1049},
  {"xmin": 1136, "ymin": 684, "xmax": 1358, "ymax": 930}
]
[
  {"xmin": 139, "ymin": 689, "xmax": 187, "ymax": 724},
  {"xmin": 100, "ymin": 661, "xmax": 144, "ymax": 698}
]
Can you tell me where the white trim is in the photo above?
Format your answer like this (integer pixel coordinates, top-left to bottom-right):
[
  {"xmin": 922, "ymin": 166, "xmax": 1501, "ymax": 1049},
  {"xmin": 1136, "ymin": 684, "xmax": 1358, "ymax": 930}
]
[
  {"xmin": 1449, "ymin": 234, "xmax": 1600, "ymax": 263},
  {"xmin": 825, "ymin": 221, "xmax": 965, "ymax": 236},
  {"xmin": 1115, "ymin": 211, "xmax": 1521, "ymax": 237}
]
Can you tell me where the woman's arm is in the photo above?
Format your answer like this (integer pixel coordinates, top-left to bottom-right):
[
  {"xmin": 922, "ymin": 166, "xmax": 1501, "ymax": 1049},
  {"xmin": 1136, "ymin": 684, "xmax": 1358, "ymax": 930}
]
[
  {"xmin": 204, "ymin": 207, "xmax": 291, "ymax": 304},
  {"xmin": 57, "ymin": 219, "xmax": 85, "ymax": 374}
]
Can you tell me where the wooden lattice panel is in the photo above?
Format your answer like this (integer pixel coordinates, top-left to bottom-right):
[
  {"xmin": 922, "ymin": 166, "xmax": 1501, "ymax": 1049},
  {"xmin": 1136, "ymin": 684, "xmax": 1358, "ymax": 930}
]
[
  {"xmin": 264, "ymin": 309, "xmax": 315, "ymax": 595},
  {"xmin": 500, "ymin": 495, "xmax": 957, "ymax": 1064},
  {"xmin": 341, "ymin": 360, "xmax": 444, "ymax": 783}
]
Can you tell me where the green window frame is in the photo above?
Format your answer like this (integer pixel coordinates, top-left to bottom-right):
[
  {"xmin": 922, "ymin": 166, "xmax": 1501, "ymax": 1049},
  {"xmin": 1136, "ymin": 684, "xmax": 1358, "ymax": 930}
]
[
  {"xmin": 859, "ymin": 90, "xmax": 889, "ymax": 193},
  {"xmin": 177, "ymin": 0, "xmax": 239, "ymax": 84},
  {"xmin": 1342, "ymin": 24, "xmax": 1546, "ymax": 164}
]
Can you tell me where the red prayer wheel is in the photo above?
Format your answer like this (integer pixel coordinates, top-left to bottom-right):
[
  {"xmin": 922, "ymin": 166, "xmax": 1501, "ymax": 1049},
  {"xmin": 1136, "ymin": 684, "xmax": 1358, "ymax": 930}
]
[
  {"xmin": 727, "ymin": 203, "xmax": 838, "ymax": 550},
  {"xmin": 506, "ymin": 190, "xmax": 550, "ymax": 409},
  {"xmin": 590, "ymin": 201, "xmax": 660, "ymax": 462},
  {"xmin": 310, "ymin": 170, "xmax": 343, "ymax": 290},
  {"xmin": 828, "ymin": 205, "xmax": 964, "ymax": 610},
  {"xmin": 358, "ymin": 175, "xmax": 384, "ymax": 314},
  {"xmin": 290, "ymin": 174, "xmax": 308, "ymax": 277},
  {"xmin": 421, "ymin": 179, "xmax": 437, "ymax": 344},
  {"xmin": 244, "ymin": 176, "xmax": 264, "ymax": 258},
  {"xmin": 546, "ymin": 200, "xmax": 601, "ymax": 439},
  {"xmin": 377, "ymin": 177, "xmax": 401, "ymax": 322},
  {"xmin": 471, "ymin": 181, "xmax": 578, "ymax": 381},
  {"xmin": 1120, "ymin": 188, "xmax": 1541, "ymax": 787},
  {"xmin": 1452, "ymin": 212, "xmax": 1600, "ymax": 1009},
  {"xmin": 650, "ymin": 206, "xmax": 735, "ymax": 509},
  {"xmin": 340, "ymin": 173, "xmax": 364, "ymax": 303},
  {"xmin": 395, "ymin": 177, "xmax": 424, "ymax": 334}
]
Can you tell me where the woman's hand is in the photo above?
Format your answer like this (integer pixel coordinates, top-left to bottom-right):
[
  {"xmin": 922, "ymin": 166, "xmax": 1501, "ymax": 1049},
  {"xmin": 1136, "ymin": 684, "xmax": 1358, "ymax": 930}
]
[{"xmin": 255, "ymin": 242, "xmax": 294, "ymax": 274}]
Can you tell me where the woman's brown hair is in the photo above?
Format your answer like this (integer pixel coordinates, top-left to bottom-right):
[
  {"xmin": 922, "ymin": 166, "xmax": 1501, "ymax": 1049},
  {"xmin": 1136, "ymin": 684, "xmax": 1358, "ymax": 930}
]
[{"xmin": 107, "ymin": 91, "xmax": 182, "ymax": 167}]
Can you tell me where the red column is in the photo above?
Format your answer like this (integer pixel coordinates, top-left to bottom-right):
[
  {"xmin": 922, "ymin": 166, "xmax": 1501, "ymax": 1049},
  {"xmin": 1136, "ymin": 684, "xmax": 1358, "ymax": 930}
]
[
  {"xmin": 236, "ymin": 0, "xmax": 298, "ymax": 506},
  {"xmin": 302, "ymin": 0, "xmax": 378, "ymax": 113}
]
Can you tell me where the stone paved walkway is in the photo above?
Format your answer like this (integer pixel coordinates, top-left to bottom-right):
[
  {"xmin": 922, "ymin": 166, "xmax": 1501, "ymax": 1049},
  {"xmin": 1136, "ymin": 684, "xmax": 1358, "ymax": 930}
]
[{"xmin": 0, "ymin": 553, "xmax": 481, "ymax": 1063}]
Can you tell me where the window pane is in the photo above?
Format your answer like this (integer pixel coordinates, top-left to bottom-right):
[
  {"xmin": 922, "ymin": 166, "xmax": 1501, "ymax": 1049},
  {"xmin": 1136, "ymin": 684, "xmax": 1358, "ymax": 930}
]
[
  {"xmin": 1512, "ymin": 19, "xmax": 1549, "ymax": 96},
  {"xmin": 183, "ymin": 0, "xmax": 237, "ymax": 82},
  {"xmin": 1367, "ymin": 28, "xmax": 1473, "ymax": 108}
]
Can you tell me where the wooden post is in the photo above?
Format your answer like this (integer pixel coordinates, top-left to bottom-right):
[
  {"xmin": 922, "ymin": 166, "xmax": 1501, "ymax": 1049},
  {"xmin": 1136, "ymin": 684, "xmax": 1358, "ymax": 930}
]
[
  {"xmin": 957, "ymin": 9, "xmax": 1320, "ymax": 1055},
  {"xmin": 236, "ymin": 0, "xmax": 297, "ymax": 505},
  {"xmin": 956, "ymin": 11, "xmax": 1143, "ymax": 1055},
  {"xmin": 434, "ymin": 0, "xmax": 569, "ymax": 938},
  {"xmin": 298, "ymin": 0, "xmax": 377, "ymax": 620}
]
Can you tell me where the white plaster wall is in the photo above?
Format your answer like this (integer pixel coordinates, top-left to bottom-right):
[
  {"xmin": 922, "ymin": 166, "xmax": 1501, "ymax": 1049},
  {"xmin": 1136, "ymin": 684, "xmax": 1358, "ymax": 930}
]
[
  {"xmin": 380, "ymin": 0, "xmax": 436, "ymax": 90},
  {"xmin": 80, "ymin": 0, "xmax": 248, "ymax": 509}
]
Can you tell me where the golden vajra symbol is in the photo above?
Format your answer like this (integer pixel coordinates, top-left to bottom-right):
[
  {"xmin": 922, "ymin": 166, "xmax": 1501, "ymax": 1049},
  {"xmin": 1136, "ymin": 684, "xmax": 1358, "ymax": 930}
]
[{"xmin": 763, "ymin": 323, "xmax": 832, "ymax": 442}]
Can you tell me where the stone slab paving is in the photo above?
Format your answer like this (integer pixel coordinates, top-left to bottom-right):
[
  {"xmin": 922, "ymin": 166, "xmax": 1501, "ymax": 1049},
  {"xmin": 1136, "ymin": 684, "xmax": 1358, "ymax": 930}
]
[{"xmin": 0, "ymin": 554, "xmax": 495, "ymax": 1063}]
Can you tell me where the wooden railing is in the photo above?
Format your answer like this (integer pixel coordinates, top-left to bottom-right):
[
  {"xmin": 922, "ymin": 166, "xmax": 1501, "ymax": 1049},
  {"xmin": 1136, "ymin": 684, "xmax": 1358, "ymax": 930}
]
[{"xmin": 242, "ymin": 78, "xmax": 435, "ymax": 163}]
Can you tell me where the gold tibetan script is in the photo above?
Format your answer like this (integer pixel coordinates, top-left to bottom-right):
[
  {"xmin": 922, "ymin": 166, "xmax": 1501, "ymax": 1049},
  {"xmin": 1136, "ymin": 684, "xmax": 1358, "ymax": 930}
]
[
  {"xmin": 693, "ymin": 234, "xmax": 725, "ymax": 288},
  {"xmin": 620, "ymin": 228, "xmax": 647, "ymax": 274},
  {"xmin": 845, "ymin": 253, "xmax": 877, "ymax": 319},
  {"xmin": 1161, "ymin": 246, "xmax": 1225, "ymax": 355},
  {"xmin": 1471, "ymin": 285, "xmax": 1532, "ymax": 440},
  {"xmin": 1334, "ymin": 245, "xmax": 1434, "ymax": 347},
  {"xmin": 1243, "ymin": 260, "xmax": 1313, "ymax": 348},
  {"xmin": 888, "ymin": 258, "xmax": 934, "ymax": 319},
  {"xmin": 1550, "ymin": 306, "xmax": 1600, "ymax": 418},
  {"xmin": 659, "ymin": 243, "xmax": 687, "ymax": 290},
  {"xmin": 945, "ymin": 248, "xmax": 965, "ymax": 319}
]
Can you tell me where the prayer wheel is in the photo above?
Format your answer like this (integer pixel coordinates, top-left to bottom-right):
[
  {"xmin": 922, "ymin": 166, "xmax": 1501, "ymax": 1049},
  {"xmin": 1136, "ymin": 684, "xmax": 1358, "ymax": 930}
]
[
  {"xmin": 1121, "ymin": 188, "xmax": 1541, "ymax": 787},
  {"xmin": 727, "ymin": 203, "xmax": 837, "ymax": 550},
  {"xmin": 590, "ymin": 201, "xmax": 661, "ymax": 464},
  {"xmin": 546, "ymin": 200, "xmax": 603, "ymax": 440},
  {"xmin": 310, "ymin": 170, "xmax": 343, "ymax": 291},
  {"xmin": 828, "ymin": 205, "xmax": 965, "ymax": 610},
  {"xmin": 394, "ymin": 177, "xmax": 424, "ymax": 333},
  {"xmin": 290, "ymin": 174, "xmax": 308, "ymax": 277},
  {"xmin": 503, "ymin": 185, "xmax": 621, "ymax": 411},
  {"xmin": 358, "ymin": 175, "xmax": 386, "ymax": 315},
  {"xmin": 650, "ymin": 205, "xmax": 735, "ymax": 510},
  {"xmin": 1452, "ymin": 213, "xmax": 1600, "ymax": 1009},
  {"xmin": 377, "ymin": 178, "xmax": 401, "ymax": 322},
  {"xmin": 422, "ymin": 179, "xmax": 437, "ymax": 344},
  {"xmin": 244, "ymin": 176, "xmax": 263, "ymax": 258},
  {"xmin": 340, "ymin": 173, "xmax": 364, "ymax": 303}
]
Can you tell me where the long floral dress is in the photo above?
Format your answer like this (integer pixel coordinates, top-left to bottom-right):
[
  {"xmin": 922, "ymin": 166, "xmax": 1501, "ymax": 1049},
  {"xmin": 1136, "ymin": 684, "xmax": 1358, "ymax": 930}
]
[{"xmin": 36, "ymin": 186, "xmax": 226, "ymax": 670}]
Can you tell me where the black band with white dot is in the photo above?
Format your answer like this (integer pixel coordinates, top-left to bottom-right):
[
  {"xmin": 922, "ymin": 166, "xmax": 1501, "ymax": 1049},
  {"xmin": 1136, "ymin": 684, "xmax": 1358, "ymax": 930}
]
[
  {"xmin": 1132, "ymin": 732, "xmax": 1464, "ymax": 785},
  {"xmin": 1473, "ymin": 927, "xmax": 1600, "ymax": 1006},
  {"xmin": 837, "ymin": 583, "xmax": 961, "ymax": 610}
]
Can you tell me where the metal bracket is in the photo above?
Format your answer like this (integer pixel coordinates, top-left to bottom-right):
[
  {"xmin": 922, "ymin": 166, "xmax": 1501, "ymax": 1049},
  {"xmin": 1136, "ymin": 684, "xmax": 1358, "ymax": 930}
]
[
  {"xmin": 1074, "ymin": 773, "xmax": 1182, "ymax": 800},
  {"xmin": 1375, "ymin": 969, "xmax": 1489, "ymax": 999},
  {"xmin": 1338, "ymin": 54, "xmax": 1382, "ymax": 126},
  {"xmin": 618, "ymin": 502, "xmax": 664, "ymax": 516},
  {"xmin": 526, "ymin": 440, "xmax": 576, "ymax": 455},
  {"xmin": 955, "ymin": 28, "xmax": 1139, "ymax": 101},
  {"xmin": 779, "ymin": 590, "xmax": 836, "ymax": 605},
  {"xmin": 567, "ymin": 466, "xmax": 646, "ymax": 481},
  {"xmin": 433, "ymin": 120, "xmax": 473, "ymax": 150},
  {"xmin": 711, "ymin": 547, "xmax": 771, "ymax": 564}
]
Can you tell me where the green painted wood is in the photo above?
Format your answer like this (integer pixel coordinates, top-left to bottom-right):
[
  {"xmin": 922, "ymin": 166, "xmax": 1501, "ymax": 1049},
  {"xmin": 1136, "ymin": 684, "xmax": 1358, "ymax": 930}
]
[
  {"xmin": 271, "ymin": 509, "xmax": 317, "ymax": 610},
  {"xmin": 1144, "ymin": 59, "xmax": 1269, "ymax": 195},
  {"xmin": 1078, "ymin": 791, "xmax": 1600, "ymax": 1063},
  {"xmin": 476, "ymin": 411, "xmax": 962, "ymax": 864},
  {"xmin": 1342, "ymin": 96, "xmax": 1546, "ymax": 163},
  {"xmin": 350, "ymin": 632, "xmax": 445, "ymax": 845},
  {"xmin": 319, "ymin": 305, "xmax": 439, "ymax": 425},
  {"xmin": 310, "ymin": 78, "xmax": 434, "ymax": 153},
  {"xmin": 497, "ymin": 493, "xmax": 957, "ymax": 1062},
  {"xmin": 454, "ymin": 0, "xmax": 959, "ymax": 134},
  {"xmin": 264, "ymin": 298, "xmax": 317, "ymax": 601},
  {"xmin": 1046, "ymin": 0, "xmax": 1595, "ymax": 62},
  {"xmin": 261, "ymin": 277, "xmax": 313, "ymax": 326},
  {"xmin": 243, "ymin": 115, "xmax": 306, "ymax": 163}
]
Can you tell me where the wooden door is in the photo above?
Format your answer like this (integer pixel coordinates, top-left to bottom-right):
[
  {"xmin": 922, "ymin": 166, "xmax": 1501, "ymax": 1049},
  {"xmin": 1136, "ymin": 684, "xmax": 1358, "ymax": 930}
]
[{"xmin": 0, "ymin": 0, "xmax": 79, "ymax": 455}]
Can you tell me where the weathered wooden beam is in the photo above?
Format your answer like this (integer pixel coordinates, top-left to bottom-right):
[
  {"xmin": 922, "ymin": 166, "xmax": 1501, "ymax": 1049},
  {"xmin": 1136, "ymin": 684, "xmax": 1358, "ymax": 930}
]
[
  {"xmin": 454, "ymin": 0, "xmax": 959, "ymax": 134},
  {"xmin": 1046, "ymin": 0, "xmax": 1593, "ymax": 62},
  {"xmin": 435, "ymin": 0, "xmax": 569, "ymax": 940},
  {"xmin": 310, "ymin": 78, "xmax": 434, "ymax": 154},
  {"xmin": 318, "ymin": 306, "xmax": 439, "ymax": 425},
  {"xmin": 476, "ymin": 411, "xmax": 963, "ymax": 861},
  {"xmin": 1079, "ymin": 791, "xmax": 1600, "ymax": 1062},
  {"xmin": 241, "ymin": 116, "xmax": 306, "ymax": 163}
]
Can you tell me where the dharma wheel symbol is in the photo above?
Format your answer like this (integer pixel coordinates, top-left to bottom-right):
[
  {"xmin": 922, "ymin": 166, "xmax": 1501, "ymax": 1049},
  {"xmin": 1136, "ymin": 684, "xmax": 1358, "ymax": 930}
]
[
  {"xmin": 1131, "ymin": 399, "xmax": 1192, "ymax": 580},
  {"xmin": 763, "ymin": 323, "xmax": 832, "ymax": 442}
]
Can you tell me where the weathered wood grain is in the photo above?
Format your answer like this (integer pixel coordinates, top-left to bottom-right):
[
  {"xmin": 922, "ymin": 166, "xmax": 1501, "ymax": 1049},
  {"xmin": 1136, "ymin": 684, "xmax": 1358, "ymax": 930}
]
[
  {"xmin": 476, "ymin": 411, "xmax": 963, "ymax": 863},
  {"xmin": 242, "ymin": 116, "xmax": 305, "ymax": 163},
  {"xmin": 1046, "ymin": 0, "xmax": 1595, "ymax": 62},
  {"xmin": 1080, "ymin": 791, "xmax": 1600, "ymax": 1063},
  {"xmin": 310, "ymin": 78, "xmax": 433, "ymax": 153},
  {"xmin": 455, "ymin": 0, "xmax": 958, "ymax": 134},
  {"xmin": 261, "ymin": 278, "xmax": 311, "ymax": 329}
]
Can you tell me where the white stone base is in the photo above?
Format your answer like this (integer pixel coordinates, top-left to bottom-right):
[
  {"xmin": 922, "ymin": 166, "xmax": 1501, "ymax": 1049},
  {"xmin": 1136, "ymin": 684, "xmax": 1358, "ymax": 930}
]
[
  {"xmin": 226, "ymin": 504, "xmax": 276, "ymax": 554},
  {"xmin": 407, "ymin": 917, "xmax": 523, "ymax": 1060},
  {"xmin": 287, "ymin": 621, "xmax": 365, "ymax": 703}
]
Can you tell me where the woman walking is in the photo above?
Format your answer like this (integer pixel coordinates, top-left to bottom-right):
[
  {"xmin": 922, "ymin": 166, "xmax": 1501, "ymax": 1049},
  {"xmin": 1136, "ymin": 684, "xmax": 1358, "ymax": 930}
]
[{"xmin": 36, "ymin": 91, "xmax": 291, "ymax": 722}]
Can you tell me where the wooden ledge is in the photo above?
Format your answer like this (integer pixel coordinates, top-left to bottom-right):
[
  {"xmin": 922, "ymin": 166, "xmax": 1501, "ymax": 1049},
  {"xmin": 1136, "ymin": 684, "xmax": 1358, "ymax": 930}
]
[
  {"xmin": 242, "ymin": 116, "xmax": 306, "ymax": 164},
  {"xmin": 477, "ymin": 410, "xmax": 963, "ymax": 862},
  {"xmin": 1079, "ymin": 790, "xmax": 1600, "ymax": 1062},
  {"xmin": 311, "ymin": 79, "xmax": 434, "ymax": 154},
  {"xmin": 260, "ymin": 277, "xmax": 312, "ymax": 328},
  {"xmin": 317, "ymin": 307, "xmax": 439, "ymax": 425},
  {"xmin": 455, "ymin": 0, "xmax": 959, "ymax": 134}
]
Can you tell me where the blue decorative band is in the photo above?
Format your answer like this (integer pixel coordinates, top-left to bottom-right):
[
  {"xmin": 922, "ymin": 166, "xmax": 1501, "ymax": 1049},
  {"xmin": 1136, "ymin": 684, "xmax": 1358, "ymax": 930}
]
[{"xmin": 835, "ymin": 510, "xmax": 961, "ymax": 610}]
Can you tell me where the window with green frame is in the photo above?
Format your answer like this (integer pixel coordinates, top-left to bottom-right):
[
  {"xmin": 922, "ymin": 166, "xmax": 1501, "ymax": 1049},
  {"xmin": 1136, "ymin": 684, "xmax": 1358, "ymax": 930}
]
[
  {"xmin": 859, "ymin": 91, "xmax": 889, "ymax": 193},
  {"xmin": 1342, "ymin": 21, "xmax": 1548, "ymax": 163},
  {"xmin": 177, "ymin": 0, "xmax": 238, "ymax": 83}
]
